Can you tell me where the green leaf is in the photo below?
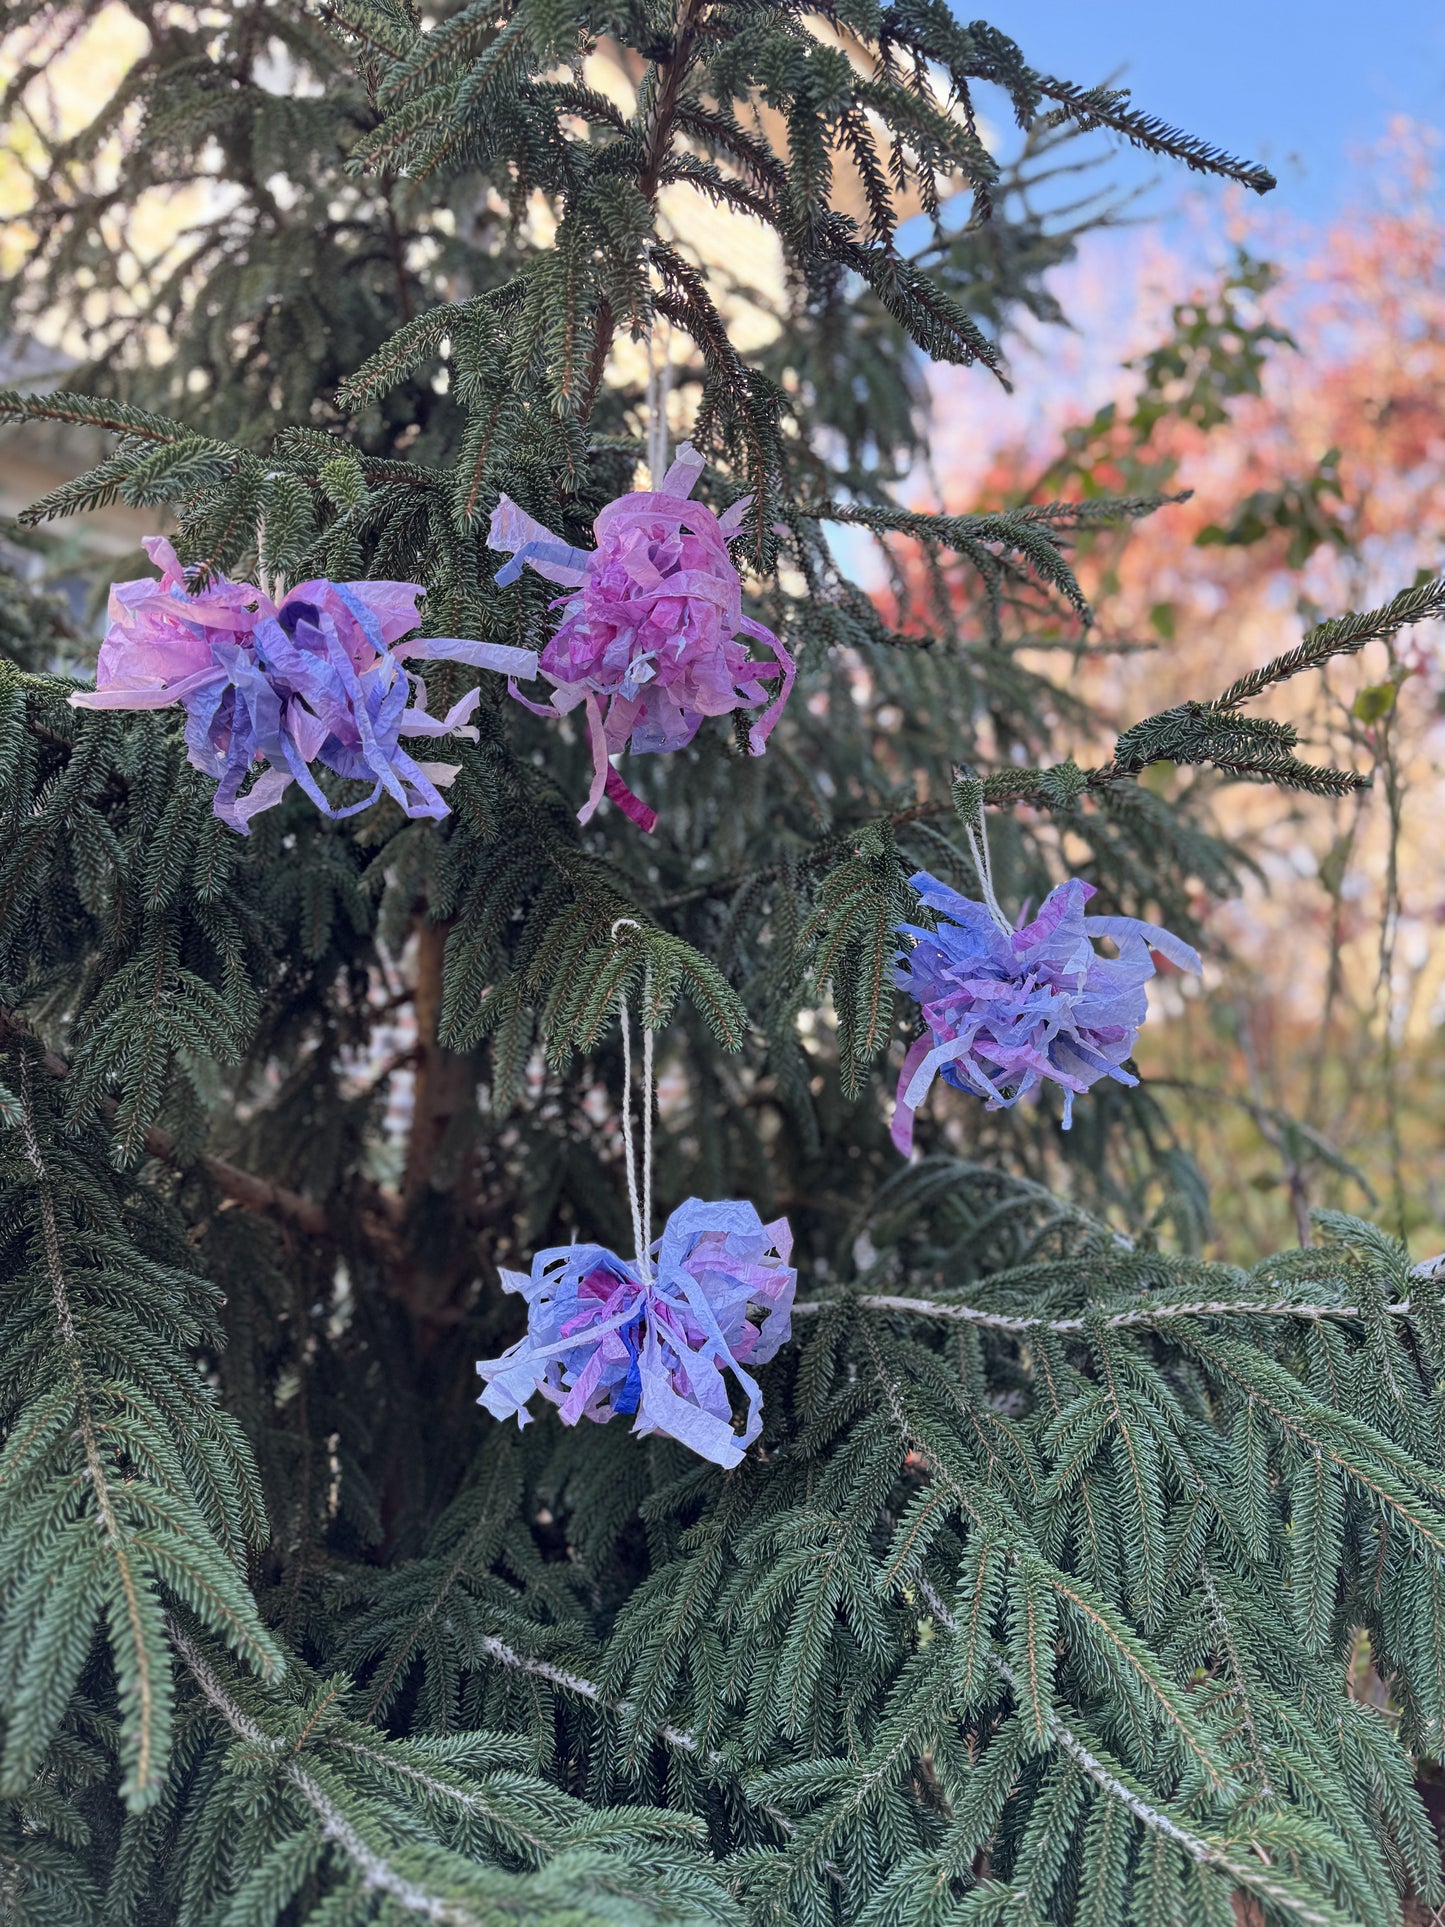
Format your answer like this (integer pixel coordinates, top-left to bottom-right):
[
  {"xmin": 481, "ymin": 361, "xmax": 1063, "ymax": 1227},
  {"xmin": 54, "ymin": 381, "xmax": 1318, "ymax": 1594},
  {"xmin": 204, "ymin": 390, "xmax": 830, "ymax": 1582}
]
[{"xmin": 1351, "ymin": 680, "xmax": 1398, "ymax": 724}]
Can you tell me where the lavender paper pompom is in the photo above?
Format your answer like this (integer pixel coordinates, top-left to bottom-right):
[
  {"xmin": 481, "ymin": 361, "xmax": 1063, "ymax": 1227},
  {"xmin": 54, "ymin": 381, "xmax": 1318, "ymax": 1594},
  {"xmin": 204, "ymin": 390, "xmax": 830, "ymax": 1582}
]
[
  {"xmin": 476, "ymin": 1199, "xmax": 796, "ymax": 1469},
  {"xmin": 488, "ymin": 445, "xmax": 794, "ymax": 832},
  {"xmin": 891, "ymin": 870, "xmax": 1201, "ymax": 1153},
  {"xmin": 69, "ymin": 537, "xmax": 537, "ymax": 834}
]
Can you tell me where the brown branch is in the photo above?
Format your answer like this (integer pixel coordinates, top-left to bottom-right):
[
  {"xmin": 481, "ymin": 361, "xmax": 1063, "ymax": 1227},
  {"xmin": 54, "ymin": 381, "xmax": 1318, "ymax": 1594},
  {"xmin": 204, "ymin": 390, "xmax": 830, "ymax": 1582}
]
[
  {"xmin": 149, "ymin": 1118, "xmax": 333, "ymax": 1237},
  {"xmin": 581, "ymin": 0, "xmax": 708, "ymax": 420},
  {"xmin": 2, "ymin": 1006, "xmax": 332, "ymax": 1237},
  {"xmin": 382, "ymin": 184, "xmax": 414, "ymax": 326},
  {"xmin": 638, "ymin": 0, "xmax": 707, "ymax": 204},
  {"xmin": 401, "ymin": 916, "xmax": 471, "ymax": 1211}
]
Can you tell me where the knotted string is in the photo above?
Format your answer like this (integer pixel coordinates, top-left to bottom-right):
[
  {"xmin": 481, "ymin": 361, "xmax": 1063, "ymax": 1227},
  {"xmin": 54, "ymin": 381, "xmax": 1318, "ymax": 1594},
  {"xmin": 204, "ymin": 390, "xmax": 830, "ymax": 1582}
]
[{"xmin": 610, "ymin": 918, "xmax": 656, "ymax": 1282}]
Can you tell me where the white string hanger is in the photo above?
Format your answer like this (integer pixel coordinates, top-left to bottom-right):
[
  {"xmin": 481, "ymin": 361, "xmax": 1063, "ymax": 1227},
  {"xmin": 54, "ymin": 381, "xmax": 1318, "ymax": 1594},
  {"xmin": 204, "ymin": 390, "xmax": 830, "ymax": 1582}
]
[
  {"xmin": 610, "ymin": 917, "xmax": 656, "ymax": 1281},
  {"xmin": 645, "ymin": 324, "xmax": 672, "ymax": 489},
  {"xmin": 965, "ymin": 815, "xmax": 1014, "ymax": 938},
  {"xmin": 955, "ymin": 768, "xmax": 1013, "ymax": 937}
]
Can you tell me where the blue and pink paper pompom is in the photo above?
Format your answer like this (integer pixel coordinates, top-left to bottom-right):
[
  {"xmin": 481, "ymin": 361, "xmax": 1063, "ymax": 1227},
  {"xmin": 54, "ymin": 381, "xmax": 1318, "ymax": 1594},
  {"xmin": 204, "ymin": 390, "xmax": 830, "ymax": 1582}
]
[
  {"xmin": 476, "ymin": 1199, "xmax": 796, "ymax": 1469},
  {"xmin": 488, "ymin": 444, "xmax": 794, "ymax": 833},
  {"xmin": 69, "ymin": 537, "xmax": 537, "ymax": 834},
  {"xmin": 891, "ymin": 870, "xmax": 1201, "ymax": 1153}
]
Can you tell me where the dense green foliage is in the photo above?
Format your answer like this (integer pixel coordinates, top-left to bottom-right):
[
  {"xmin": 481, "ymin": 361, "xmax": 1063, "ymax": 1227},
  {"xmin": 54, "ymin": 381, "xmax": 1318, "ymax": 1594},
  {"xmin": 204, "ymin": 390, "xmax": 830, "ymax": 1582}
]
[{"xmin": 3, "ymin": 1, "xmax": 1444, "ymax": 1921}]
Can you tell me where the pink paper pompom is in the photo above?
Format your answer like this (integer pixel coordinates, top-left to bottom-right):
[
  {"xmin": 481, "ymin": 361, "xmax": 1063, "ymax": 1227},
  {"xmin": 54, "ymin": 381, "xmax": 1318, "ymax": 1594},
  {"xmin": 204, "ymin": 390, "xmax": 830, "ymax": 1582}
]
[{"xmin": 489, "ymin": 446, "xmax": 794, "ymax": 831}]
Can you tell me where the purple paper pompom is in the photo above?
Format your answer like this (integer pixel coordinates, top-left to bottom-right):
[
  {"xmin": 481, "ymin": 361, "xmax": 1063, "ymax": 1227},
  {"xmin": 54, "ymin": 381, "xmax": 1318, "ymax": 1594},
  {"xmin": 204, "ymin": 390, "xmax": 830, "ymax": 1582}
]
[
  {"xmin": 476, "ymin": 1199, "xmax": 796, "ymax": 1469},
  {"xmin": 891, "ymin": 870, "xmax": 1201, "ymax": 1154},
  {"xmin": 488, "ymin": 445, "xmax": 795, "ymax": 832},
  {"xmin": 68, "ymin": 537, "xmax": 538, "ymax": 834}
]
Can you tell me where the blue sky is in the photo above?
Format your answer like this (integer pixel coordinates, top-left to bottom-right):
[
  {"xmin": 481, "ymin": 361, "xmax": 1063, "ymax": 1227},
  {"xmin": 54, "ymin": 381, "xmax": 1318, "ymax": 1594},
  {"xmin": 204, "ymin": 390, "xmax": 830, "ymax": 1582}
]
[{"xmin": 976, "ymin": 1, "xmax": 1445, "ymax": 224}]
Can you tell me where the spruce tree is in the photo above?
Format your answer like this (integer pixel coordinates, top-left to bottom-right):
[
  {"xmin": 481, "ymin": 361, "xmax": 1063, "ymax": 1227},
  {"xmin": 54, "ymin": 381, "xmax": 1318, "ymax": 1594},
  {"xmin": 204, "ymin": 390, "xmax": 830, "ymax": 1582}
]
[{"xmin": 3, "ymin": 4, "xmax": 1445, "ymax": 1922}]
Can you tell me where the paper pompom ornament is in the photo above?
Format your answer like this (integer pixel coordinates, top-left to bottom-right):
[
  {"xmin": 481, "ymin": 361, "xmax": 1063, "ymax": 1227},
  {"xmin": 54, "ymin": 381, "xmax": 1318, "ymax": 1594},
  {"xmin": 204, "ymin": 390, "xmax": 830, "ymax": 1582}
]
[
  {"xmin": 487, "ymin": 444, "xmax": 794, "ymax": 832},
  {"xmin": 891, "ymin": 792, "xmax": 1200, "ymax": 1152},
  {"xmin": 476, "ymin": 1202, "xmax": 796, "ymax": 1470},
  {"xmin": 476, "ymin": 934, "xmax": 796, "ymax": 1468},
  {"xmin": 69, "ymin": 538, "xmax": 537, "ymax": 834}
]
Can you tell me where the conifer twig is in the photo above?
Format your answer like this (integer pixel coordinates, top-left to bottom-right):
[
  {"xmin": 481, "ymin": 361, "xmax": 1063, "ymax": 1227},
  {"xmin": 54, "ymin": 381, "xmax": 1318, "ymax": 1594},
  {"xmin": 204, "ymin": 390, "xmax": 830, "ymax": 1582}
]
[
  {"xmin": 475, "ymin": 1634, "xmax": 712, "ymax": 1761},
  {"xmin": 470, "ymin": 1633, "xmax": 827, "ymax": 1862},
  {"xmin": 171, "ymin": 1626, "xmax": 486, "ymax": 1926},
  {"xmin": 792, "ymin": 1290, "xmax": 1421, "ymax": 1333},
  {"xmin": 581, "ymin": 0, "xmax": 706, "ymax": 419},
  {"xmin": 18, "ymin": 1057, "xmax": 161, "ymax": 1794},
  {"xmin": 1212, "ymin": 577, "xmax": 1445, "ymax": 712},
  {"xmin": 384, "ymin": 1615, "xmax": 817, "ymax": 1853},
  {"xmin": 911, "ymin": 1573, "xmax": 1336, "ymax": 1924}
]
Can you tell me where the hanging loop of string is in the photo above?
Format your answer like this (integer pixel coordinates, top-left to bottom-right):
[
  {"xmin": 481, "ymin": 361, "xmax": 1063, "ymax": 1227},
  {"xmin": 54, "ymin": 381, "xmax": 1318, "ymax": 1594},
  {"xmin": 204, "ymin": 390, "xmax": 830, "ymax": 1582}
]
[
  {"xmin": 966, "ymin": 817, "xmax": 1014, "ymax": 938},
  {"xmin": 610, "ymin": 917, "xmax": 656, "ymax": 1280},
  {"xmin": 956, "ymin": 774, "xmax": 1013, "ymax": 937},
  {"xmin": 645, "ymin": 328, "xmax": 672, "ymax": 488},
  {"xmin": 254, "ymin": 472, "xmax": 287, "ymax": 606}
]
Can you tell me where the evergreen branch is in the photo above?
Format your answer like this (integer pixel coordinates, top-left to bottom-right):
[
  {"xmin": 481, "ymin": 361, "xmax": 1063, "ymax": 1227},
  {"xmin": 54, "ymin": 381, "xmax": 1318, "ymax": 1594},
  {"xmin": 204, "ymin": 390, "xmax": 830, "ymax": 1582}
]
[
  {"xmin": 811, "ymin": 500, "xmax": 1091, "ymax": 617},
  {"xmin": 171, "ymin": 1628, "xmax": 489, "ymax": 1926},
  {"xmin": 15, "ymin": 455, "xmax": 137, "ymax": 522},
  {"xmin": 372, "ymin": 0, "xmax": 498, "ymax": 100},
  {"xmin": 1035, "ymin": 78, "xmax": 1277, "ymax": 194},
  {"xmin": 334, "ymin": 302, "xmax": 470, "ymax": 407},
  {"xmin": 0, "ymin": 389, "xmax": 190, "ymax": 447},
  {"xmin": 1108, "ymin": 705, "xmax": 1367, "ymax": 790},
  {"xmin": 655, "ymin": 151, "xmax": 777, "ymax": 225},
  {"xmin": 470, "ymin": 1630, "xmax": 830, "ymax": 1864},
  {"xmin": 851, "ymin": 235, "xmax": 1006, "ymax": 376},
  {"xmin": 323, "ymin": 0, "xmax": 417, "ymax": 60},
  {"xmin": 1011, "ymin": 492, "xmax": 1193, "ymax": 526},
  {"xmin": 145, "ymin": 1115, "xmax": 338, "ymax": 1237},
  {"xmin": 524, "ymin": 79, "xmax": 630, "ymax": 134},
  {"xmin": 17, "ymin": 1054, "xmax": 165, "ymax": 1805},
  {"xmin": 874, "ymin": 8, "xmax": 1272, "ymax": 189},
  {"xmin": 1187, "ymin": 1337, "xmax": 1445, "ymax": 1548},
  {"xmin": 793, "ymin": 1290, "xmax": 1422, "ymax": 1333},
  {"xmin": 671, "ymin": 102, "xmax": 790, "ymax": 199},
  {"xmin": 576, "ymin": 0, "xmax": 708, "ymax": 412},
  {"xmin": 8, "ymin": 1055, "xmax": 279, "ymax": 1809},
  {"xmin": 466, "ymin": 1636, "xmax": 829, "ymax": 1872},
  {"xmin": 474, "ymin": 1633, "xmax": 714, "ymax": 1763},
  {"xmin": 359, "ymin": 1477, "xmax": 518, "ymax": 1722},
  {"xmin": 914, "ymin": 1573, "xmax": 1345, "ymax": 1927},
  {"xmin": 1212, "ymin": 576, "xmax": 1445, "ymax": 711},
  {"xmin": 1106, "ymin": 576, "xmax": 1444, "ymax": 798},
  {"xmin": 915, "ymin": 1578, "xmax": 1190, "ymax": 1844},
  {"xmin": 863, "ymin": 1328, "xmax": 1237, "ymax": 1795}
]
